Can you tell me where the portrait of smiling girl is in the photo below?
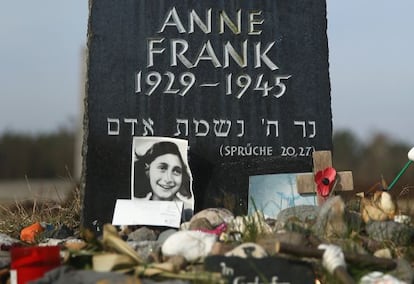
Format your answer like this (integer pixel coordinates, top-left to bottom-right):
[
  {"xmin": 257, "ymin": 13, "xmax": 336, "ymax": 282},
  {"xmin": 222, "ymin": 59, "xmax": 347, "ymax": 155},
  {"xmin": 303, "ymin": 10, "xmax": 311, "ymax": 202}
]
[{"xmin": 132, "ymin": 137, "xmax": 194, "ymax": 218}]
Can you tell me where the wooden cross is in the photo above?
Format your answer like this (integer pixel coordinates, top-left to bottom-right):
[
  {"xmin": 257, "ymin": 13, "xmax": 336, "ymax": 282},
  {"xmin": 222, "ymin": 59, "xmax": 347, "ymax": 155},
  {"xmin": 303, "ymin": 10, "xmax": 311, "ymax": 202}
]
[{"xmin": 296, "ymin": 150, "xmax": 354, "ymax": 205}]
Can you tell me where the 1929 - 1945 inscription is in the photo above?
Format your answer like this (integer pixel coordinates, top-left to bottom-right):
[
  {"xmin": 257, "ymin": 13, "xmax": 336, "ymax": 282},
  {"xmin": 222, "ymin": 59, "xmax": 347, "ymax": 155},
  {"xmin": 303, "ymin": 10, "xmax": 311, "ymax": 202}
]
[{"xmin": 83, "ymin": 0, "xmax": 332, "ymax": 230}]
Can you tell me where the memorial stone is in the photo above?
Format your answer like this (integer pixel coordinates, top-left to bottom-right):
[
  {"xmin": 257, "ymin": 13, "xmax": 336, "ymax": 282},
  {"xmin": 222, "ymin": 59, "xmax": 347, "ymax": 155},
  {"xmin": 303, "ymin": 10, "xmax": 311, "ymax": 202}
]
[{"xmin": 82, "ymin": 0, "xmax": 332, "ymax": 231}]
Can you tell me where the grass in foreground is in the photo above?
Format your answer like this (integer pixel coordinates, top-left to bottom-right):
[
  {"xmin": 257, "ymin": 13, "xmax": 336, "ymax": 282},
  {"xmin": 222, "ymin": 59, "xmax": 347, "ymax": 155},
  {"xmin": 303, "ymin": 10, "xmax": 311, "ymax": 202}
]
[{"xmin": 0, "ymin": 185, "xmax": 81, "ymax": 240}]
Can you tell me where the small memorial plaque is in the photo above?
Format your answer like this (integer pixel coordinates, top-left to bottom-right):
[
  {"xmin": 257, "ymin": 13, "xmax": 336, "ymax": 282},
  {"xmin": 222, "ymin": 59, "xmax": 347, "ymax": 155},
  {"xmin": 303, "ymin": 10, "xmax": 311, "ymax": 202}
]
[{"xmin": 204, "ymin": 255, "xmax": 316, "ymax": 284}]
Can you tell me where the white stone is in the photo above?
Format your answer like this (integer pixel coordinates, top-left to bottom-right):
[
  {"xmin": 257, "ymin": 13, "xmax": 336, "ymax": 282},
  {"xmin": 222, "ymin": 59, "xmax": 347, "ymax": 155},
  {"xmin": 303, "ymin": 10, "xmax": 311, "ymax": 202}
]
[
  {"xmin": 161, "ymin": 231, "xmax": 216, "ymax": 262},
  {"xmin": 373, "ymin": 248, "xmax": 392, "ymax": 259},
  {"xmin": 360, "ymin": 271, "xmax": 404, "ymax": 284},
  {"xmin": 394, "ymin": 214, "xmax": 411, "ymax": 225}
]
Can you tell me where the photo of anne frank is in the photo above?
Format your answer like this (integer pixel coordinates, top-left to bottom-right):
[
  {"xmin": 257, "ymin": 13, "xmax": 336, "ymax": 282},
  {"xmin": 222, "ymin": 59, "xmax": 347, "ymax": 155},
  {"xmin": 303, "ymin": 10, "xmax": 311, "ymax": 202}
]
[{"xmin": 131, "ymin": 137, "xmax": 194, "ymax": 218}]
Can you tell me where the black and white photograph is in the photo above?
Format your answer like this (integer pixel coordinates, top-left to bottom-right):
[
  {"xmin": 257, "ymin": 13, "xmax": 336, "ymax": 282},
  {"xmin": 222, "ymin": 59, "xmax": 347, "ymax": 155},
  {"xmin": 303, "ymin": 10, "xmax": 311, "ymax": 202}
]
[{"xmin": 131, "ymin": 137, "xmax": 194, "ymax": 217}]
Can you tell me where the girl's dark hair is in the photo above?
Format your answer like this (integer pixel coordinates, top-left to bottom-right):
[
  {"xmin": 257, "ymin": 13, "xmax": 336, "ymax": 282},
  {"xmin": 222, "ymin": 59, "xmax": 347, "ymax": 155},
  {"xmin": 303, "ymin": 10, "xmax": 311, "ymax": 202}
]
[{"xmin": 133, "ymin": 141, "xmax": 191, "ymax": 199}]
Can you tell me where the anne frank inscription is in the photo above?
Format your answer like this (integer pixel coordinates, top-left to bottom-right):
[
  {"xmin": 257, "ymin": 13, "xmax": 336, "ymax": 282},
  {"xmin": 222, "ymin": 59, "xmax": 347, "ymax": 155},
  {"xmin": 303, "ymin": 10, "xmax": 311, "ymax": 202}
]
[{"xmin": 83, "ymin": 0, "xmax": 331, "ymax": 229}]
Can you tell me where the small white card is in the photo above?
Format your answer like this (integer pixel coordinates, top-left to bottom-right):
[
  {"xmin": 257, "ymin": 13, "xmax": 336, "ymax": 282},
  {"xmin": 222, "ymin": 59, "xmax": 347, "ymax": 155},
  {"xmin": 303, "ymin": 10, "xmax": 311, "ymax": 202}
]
[{"xmin": 112, "ymin": 199, "xmax": 183, "ymax": 228}]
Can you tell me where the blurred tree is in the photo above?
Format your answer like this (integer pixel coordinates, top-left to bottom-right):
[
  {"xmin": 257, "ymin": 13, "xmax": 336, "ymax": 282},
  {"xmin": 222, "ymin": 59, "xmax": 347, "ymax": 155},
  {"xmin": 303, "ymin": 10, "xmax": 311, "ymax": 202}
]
[
  {"xmin": 332, "ymin": 130, "xmax": 362, "ymax": 170},
  {"xmin": 0, "ymin": 129, "xmax": 75, "ymax": 179},
  {"xmin": 333, "ymin": 130, "xmax": 413, "ymax": 191},
  {"xmin": 358, "ymin": 134, "xmax": 403, "ymax": 187}
]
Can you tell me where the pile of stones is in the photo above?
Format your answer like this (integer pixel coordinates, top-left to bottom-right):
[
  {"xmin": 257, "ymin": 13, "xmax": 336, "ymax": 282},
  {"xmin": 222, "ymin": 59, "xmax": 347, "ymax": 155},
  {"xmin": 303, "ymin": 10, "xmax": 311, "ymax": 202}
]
[{"xmin": 1, "ymin": 194, "xmax": 414, "ymax": 283}]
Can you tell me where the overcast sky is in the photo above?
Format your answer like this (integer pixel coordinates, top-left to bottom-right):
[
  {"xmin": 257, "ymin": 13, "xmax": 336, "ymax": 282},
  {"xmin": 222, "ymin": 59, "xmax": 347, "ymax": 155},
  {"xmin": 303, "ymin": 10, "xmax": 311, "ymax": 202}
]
[{"xmin": 0, "ymin": 1, "xmax": 413, "ymax": 145}]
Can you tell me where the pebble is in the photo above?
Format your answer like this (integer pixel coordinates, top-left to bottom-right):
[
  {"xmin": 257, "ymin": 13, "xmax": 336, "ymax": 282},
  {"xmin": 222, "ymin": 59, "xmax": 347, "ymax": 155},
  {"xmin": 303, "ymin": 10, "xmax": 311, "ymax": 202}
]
[
  {"xmin": 127, "ymin": 227, "xmax": 157, "ymax": 242},
  {"xmin": 190, "ymin": 208, "xmax": 234, "ymax": 227},
  {"xmin": 188, "ymin": 217, "xmax": 214, "ymax": 231},
  {"xmin": 127, "ymin": 240, "xmax": 160, "ymax": 262},
  {"xmin": 161, "ymin": 231, "xmax": 217, "ymax": 262},
  {"xmin": 373, "ymin": 248, "xmax": 392, "ymax": 259},
  {"xmin": 394, "ymin": 214, "xmax": 411, "ymax": 225}
]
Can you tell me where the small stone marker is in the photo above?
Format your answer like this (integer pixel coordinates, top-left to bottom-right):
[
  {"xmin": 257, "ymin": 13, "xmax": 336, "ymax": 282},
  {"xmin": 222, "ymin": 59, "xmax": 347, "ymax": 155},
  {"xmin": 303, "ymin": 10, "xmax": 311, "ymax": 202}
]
[{"xmin": 204, "ymin": 255, "xmax": 316, "ymax": 284}]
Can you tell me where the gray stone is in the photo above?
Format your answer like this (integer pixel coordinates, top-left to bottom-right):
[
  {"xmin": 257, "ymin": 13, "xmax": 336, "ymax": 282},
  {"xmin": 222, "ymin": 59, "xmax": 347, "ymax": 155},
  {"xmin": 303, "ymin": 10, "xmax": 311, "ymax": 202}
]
[
  {"xmin": 127, "ymin": 227, "xmax": 157, "ymax": 242},
  {"xmin": 0, "ymin": 232, "xmax": 20, "ymax": 250},
  {"xmin": 161, "ymin": 231, "xmax": 217, "ymax": 262},
  {"xmin": 127, "ymin": 240, "xmax": 160, "ymax": 262},
  {"xmin": 374, "ymin": 248, "xmax": 392, "ymax": 259},
  {"xmin": 188, "ymin": 217, "xmax": 214, "ymax": 231},
  {"xmin": 366, "ymin": 221, "xmax": 414, "ymax": 246},
  {"xmin": 190, "ymin": 208, "xmax": 234, "ymax": 227},
  {"xmin": 275, "ymin": 205, "xmax": 319, "ymax": 231},
  {"xmin": 157, "ymin": 229, "xmax": 177, "ymax": 245},
  {"xmin": 313, "ymin": 196, "xmax": 348, "ymax": 239}
]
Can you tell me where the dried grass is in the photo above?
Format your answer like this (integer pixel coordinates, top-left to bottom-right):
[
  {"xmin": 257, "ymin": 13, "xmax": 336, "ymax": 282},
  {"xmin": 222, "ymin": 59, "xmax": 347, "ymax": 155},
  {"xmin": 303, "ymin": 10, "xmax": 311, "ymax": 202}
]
[{"xmin": 0, "ymin": 185, "xmax": 81, "ymax": 239}]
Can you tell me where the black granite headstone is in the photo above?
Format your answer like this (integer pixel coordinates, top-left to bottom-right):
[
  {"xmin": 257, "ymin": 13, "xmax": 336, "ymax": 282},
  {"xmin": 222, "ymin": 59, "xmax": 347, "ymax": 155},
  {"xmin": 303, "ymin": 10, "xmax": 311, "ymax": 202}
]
[
  {"xmin": 82, "ymin": 0, "xmax": 332, "ymax": 230},
  {"xmin": 204, "ymin": 256, "xmax": 316, "ymax": 284}
]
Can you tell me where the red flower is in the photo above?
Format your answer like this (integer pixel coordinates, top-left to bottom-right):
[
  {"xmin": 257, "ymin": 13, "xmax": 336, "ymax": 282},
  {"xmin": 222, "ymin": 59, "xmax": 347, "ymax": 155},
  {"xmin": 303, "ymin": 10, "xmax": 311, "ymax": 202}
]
[{"xmin": 314, "ymin": 167, "xmax": 337, "ymax": 197}]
